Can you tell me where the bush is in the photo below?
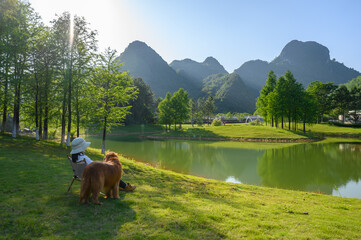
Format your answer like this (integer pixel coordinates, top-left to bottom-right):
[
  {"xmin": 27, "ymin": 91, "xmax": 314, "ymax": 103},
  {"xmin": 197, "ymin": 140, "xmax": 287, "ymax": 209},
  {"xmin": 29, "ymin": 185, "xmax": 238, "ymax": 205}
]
[
  {"xmin": 249, "ymin": 118, "xmax": 263, "ymax": 126},
  {"xmin": 328, "ymin": 121, "xmax": 361, "ymax": 128},
  {"xmin": 212, "ymin": 119, "xmax": 222, "ymax": 126}
]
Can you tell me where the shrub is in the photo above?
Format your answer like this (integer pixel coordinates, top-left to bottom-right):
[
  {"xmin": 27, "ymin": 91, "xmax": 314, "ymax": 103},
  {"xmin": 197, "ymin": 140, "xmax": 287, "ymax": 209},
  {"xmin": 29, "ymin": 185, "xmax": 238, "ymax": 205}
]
[
  {"xmin": 249, "ymin": 118, "xmax": 263, "ymax": 126},
  {"xmin": 212, "ymin": 119, "xmax": 222, "ymax": 126}
]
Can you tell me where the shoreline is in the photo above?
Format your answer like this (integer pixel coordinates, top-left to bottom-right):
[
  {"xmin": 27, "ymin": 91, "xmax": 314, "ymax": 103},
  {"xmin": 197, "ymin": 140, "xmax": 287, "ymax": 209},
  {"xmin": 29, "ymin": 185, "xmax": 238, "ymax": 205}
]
[{"xmin": 142, "ymin": 135, "xmax": 322, "ymax": 143}]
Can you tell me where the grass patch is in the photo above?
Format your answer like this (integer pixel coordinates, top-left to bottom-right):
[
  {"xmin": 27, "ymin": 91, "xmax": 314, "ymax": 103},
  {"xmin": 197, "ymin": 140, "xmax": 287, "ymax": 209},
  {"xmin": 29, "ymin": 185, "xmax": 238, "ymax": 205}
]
[
  {"xmin": 157, "ymin": 124, "xmax": 309, "ymax": 140},
  {"xmin": 306, "ymin": 124, "xmax": 361, "ymax": 137},
  {"xmin": 154, "ymin": 123, "xmax": 361, "ymax": 141},
  {"xmin": 1, "ymin": 134, "xmax": 361, "ymax": 239}
]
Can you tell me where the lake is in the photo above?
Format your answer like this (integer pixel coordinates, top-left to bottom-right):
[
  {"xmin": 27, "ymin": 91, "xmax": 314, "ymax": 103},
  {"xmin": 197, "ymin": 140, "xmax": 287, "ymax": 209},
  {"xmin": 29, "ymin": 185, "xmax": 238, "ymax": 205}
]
[{"xmin": 87, "ymin": 135, "xmax": 361, "ymax": 199}]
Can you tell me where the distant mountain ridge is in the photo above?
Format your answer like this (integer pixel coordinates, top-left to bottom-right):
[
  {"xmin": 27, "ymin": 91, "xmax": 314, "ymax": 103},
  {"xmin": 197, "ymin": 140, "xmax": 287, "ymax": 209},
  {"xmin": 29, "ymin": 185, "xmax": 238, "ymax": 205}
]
[
  {"xmin": 116, "ymin": 41, "xmax": 202, "ymax": 97},
  {"xmin": 170, "ymin": 57, "xmax": 228, "ymax": 83},
  {"xmin": 234, "ymin": 40, "xmax": 360, "ymax": 91},
  {"xmin": 116, "ymin": 40, "xmax": 359, "ymax": 114}
]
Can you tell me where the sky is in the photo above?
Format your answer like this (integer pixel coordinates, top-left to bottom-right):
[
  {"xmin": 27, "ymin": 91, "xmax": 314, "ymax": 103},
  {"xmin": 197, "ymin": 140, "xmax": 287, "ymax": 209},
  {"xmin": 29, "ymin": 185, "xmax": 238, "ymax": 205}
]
[{"xmin": 29, "ymin": 0, "xmax": 361, "ymax": 73}]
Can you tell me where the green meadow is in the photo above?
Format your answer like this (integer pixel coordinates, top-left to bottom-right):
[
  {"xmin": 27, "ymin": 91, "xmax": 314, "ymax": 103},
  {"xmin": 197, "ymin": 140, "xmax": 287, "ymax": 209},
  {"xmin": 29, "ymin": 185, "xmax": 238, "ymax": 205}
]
[{"xmin": 1, "ymin": 133, "xmax": 361, "ymax": 239}]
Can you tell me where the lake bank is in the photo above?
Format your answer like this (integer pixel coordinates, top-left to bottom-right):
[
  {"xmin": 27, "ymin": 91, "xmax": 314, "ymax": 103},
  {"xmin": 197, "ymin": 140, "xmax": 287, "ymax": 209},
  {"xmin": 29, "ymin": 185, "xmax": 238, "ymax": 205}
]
[{"xmin": 1, "ymin": 134, "xmax": 361, "ymax": 239}]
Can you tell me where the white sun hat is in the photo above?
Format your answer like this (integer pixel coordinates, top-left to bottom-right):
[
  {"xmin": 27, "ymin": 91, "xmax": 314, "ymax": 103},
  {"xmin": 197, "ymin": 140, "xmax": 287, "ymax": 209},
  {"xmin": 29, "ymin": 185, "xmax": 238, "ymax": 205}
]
[{"xmin": 70, "ymin": 137, "xmax": 91, "ymax": 154}]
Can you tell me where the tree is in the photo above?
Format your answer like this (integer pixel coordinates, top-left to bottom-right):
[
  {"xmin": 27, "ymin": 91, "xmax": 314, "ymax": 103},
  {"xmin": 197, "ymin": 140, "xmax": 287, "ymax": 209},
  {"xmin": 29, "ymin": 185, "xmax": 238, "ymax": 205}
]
[
  {"xmin": 307, "ymin": 81, "xmax": 337, "ymax": 123},
  {"xmin": 125, "ymin": 78, "xmax": 155, "ymax": 124},
  {"xmin": 86, "ymin": 48, "xmax": 137, "ymax": 154},
  {"xmin": 284, "ymin": 71, "xmax": 304, "ymax": 130},
  {"xmin": 158, "ymin": 92, "xmax": 173, "ymax": 131},
  {"xmin": 331, "ymin": 85, "xmax": 351, "ymax": 123},
  {"xmin": 299, "ymin": 91, "xmax": 317, "ymax": 133},
  {"xmin": 203, "ymin": 95, "xmax": 216, "ymax": 125},
  {"xmin": 349, "ymin": 86, "xmax": 361, "ymax": 123},
  {"xmin": 0, "ymin": 0, "xmax": 38, "ymax": 137},
  {"xmin": 273, "ymin": 76, "xmax": 288, "ymax": 128},
  {"xmin": 171, "ymin": 88, "xmax": 190, "ymax": 129},
  {"xmin": 256, "ymin": 70, "xmax": 277, "ymax": 126},
  {"xmin": 51, "ymin": 12, "xmax": 97, "ymax": 144},
  {"xmin": 189, "ymin": 98, "xmax": 197, "ymax": 126}
]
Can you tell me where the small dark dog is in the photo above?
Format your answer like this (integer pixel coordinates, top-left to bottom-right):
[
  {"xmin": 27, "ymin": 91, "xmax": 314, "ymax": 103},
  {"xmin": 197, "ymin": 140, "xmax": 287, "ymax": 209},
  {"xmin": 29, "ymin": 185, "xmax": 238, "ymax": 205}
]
[{"xmin": 79, "ymin": 152, "xmax": 122, "ymax": 205}]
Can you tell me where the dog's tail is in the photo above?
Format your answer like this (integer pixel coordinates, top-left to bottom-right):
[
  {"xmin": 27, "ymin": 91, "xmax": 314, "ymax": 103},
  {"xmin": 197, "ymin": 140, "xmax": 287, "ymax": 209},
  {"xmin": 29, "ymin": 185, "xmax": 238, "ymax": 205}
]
[{"xmin": 79, "ymin": 175, "xmax": 91, "ymax": 204}]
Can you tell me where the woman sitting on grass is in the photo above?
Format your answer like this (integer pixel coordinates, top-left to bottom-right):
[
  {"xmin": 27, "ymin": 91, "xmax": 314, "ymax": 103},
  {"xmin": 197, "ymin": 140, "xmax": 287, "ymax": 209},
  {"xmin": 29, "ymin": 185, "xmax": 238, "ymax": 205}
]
[{"xmin": 70, "ymin": 137, "xmax": 136, "ymax": 191}]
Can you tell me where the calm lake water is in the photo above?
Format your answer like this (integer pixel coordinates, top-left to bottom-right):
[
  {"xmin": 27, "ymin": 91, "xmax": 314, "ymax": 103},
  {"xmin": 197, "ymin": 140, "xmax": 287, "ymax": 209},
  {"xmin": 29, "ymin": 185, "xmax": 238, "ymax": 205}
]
[{"xmin": 87, "ymin": 135, "xmax": 361, "ymax": 199}]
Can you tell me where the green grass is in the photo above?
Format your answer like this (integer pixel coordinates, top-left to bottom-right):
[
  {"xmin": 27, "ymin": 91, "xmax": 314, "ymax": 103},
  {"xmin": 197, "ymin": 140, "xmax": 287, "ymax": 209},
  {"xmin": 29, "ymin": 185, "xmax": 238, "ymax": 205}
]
[
  {"xmin": 154, "ymin": 123, "xmax": 361, "ymax": 141},
  {"xmin": 1, "ymin": 134, "xmax": 361, "ymax": 239},
  {"xmin": 156, "ymin": 124, "xmax": 309, "ymax": 140},
  {"xmin": 306, "ymin": 124, "xmax": 361, "ymax": 136}
]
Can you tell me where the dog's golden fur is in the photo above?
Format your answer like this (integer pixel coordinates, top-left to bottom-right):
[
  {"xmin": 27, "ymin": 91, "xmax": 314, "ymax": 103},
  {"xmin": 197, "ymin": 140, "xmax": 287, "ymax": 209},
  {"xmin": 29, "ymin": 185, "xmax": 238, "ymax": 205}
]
[{"xmin": 79, "ymin": 152, "xmax": 122, "ymax": 205}]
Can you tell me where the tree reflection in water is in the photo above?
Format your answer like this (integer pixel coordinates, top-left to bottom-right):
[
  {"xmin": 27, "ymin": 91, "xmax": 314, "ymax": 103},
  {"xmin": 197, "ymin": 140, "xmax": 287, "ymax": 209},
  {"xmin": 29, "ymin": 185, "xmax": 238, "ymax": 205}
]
[{"xmin": 257, "ymin": 143, "xmax": 361, "ymax": 195}]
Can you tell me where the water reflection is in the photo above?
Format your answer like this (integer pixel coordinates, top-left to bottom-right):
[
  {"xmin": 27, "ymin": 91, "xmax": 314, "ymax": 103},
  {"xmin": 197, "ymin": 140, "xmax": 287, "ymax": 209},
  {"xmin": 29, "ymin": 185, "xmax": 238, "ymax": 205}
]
[
  {"xmin": 87, "ymin": 136, "xmax": 361, "ymax": 198},
  {"xmin": 257, "ymin": 143, "xmax": 361, "ymax": 197}
]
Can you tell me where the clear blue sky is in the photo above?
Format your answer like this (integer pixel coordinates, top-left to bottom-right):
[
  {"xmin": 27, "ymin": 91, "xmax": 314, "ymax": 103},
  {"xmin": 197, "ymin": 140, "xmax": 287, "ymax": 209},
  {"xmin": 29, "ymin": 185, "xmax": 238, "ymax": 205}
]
[{"xmin": 30, "ymin": 0, "xmax": 361, "ymax": 73}]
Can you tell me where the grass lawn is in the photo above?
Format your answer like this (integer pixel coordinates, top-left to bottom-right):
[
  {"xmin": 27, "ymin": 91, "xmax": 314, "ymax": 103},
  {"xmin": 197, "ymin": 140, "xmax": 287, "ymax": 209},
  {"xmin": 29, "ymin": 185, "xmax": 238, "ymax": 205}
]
[
  {"xmin": 156, "ymin": 124, "xmax": 309, "ymax": 140},
  {"xmin": 1, "ymin": 134, "xmax": 361, "ymax": 239},
  {"xmin": 306, "ymin": 124, "xmax": 361, "ymax": 136},
  {"xmin": 154, "ymin": 123, "xmax": 361, "ymax": 141}
]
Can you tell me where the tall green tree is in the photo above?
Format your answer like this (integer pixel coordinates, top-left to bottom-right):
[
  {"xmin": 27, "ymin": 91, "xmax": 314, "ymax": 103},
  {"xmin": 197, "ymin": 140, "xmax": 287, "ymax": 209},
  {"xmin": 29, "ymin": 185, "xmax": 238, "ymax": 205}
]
[
  {"xmin": 51, "ymin": 12, "xmax": 97, "ymax": 144},
  {"xmin": 273, "ymin": 76, "xmax": 288, "ymax": 128},
  {"xmin": 125, "ymin": 78, "xmax": 155, "ymax": 124},
  {"xmin": 307, "ymin": 81, "xmax": 337, "ymax": 123},
  {"xmin": 189, "ymin": 98, "xmax": 197, "ymax": 127},
  {"xmin": 256, "ymin": 70, "xmax": 277, "ymax": 126},
  {"xmin": 331, "ymin": 85, "xmax": 351, "ymax": 123},
  {"xmin": 158, "ymin": 92, "xmax": 173, "ymax": 131},
  {"xmin": 171, "ymin": 88, "xmax": 190, "ymax": 129},
  {"xmin": 203, "ymin": 95, "xmax": 216, "ymax": 125},
  {"xmin": 349, "ymin": 86, "xmax": 361, "ymax": 123},
  {"xmin": 86, "ymin": 48, "xmax": 137, "ymax": 154}
]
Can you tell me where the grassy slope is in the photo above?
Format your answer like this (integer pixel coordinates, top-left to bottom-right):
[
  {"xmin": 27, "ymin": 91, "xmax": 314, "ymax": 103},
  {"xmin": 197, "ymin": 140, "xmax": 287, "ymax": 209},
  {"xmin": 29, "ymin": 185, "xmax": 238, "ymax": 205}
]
[
  {"xmin": 154, "ymin": 123, "xmax": 361, "ymax": 140},
  {"xmin": 156, "ymin": 124, "xmax": 308, "ymax": 139},
  {"xmin": 1, "ymin": 134, "xmax": 361, "ymax": 239}
]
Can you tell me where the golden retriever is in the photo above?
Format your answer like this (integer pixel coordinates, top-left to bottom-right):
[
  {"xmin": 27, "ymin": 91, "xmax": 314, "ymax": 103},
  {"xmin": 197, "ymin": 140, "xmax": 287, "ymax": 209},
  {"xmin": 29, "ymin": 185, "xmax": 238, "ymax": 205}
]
[{"xmin": 79, "ymin": 152, "xmax": 122, "ymax": 205}]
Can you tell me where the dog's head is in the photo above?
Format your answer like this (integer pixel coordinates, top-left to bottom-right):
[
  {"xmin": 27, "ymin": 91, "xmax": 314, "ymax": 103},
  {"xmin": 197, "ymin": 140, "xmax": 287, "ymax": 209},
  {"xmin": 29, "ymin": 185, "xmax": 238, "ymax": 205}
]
[{"xmin": 104, "ymin": 152, "xmax": 120, "ymax": 165}]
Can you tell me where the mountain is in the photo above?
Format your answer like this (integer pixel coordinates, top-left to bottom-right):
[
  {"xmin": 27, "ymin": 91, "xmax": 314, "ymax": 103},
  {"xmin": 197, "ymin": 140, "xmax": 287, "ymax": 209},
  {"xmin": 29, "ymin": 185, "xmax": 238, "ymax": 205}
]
[
  {"xmin": 234, "ymin": 40, "xmax": 360, "ymax": 91},
  {"xmin": 202, "ymin": 73, "xmax": 256, "ymax": 113},
  {"xmin": 170, "ymin": 57, "xmax": 228, "ymax": 83},
  {"xmin": 117, "ymin": 41, "xmax": 202, "ymax": 97}
]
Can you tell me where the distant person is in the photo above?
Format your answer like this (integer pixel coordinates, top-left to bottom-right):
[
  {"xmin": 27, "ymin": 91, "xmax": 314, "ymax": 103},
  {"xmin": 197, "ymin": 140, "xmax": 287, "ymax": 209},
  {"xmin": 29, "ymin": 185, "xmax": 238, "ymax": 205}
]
[{"xmin": 70, "ymin": 137, "xmax": 136, "ymax": 191}]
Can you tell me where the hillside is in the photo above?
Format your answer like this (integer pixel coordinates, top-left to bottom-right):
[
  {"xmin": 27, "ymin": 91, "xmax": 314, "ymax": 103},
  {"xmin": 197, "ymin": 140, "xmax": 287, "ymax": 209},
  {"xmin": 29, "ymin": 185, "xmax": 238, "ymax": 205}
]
[
  {"xmin": 234, "ymin": 40, "xmax": 360, "ymax": 91},
  {"xmin": 116, "ymin": 41, "xmax": 202, "ymax": 98},
  {"xmin": 170, "ymin": 57, "xmax": 228, "ymax": 83},
  {"xmin": 202, "ymin": 73, "xmax": 256, "ymax": 113}
]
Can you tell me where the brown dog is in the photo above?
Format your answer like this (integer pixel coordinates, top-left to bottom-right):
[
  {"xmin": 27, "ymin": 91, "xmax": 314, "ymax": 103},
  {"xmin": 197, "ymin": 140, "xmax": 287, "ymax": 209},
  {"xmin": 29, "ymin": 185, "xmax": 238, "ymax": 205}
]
[{"xmin": 79, "ymin": 152, "xmax": 122, "ymax": 205}]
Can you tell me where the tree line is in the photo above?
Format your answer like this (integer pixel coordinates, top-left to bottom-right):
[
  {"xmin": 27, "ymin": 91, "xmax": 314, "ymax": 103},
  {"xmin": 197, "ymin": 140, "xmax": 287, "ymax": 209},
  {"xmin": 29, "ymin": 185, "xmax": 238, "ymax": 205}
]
[
  {"xmin": 157, "ymin": 89, "xmax": 217, "ymax": 130},
  {"xmin": 0, "ymin": 0, "xmax": 139, "ymax": 153},
  {"xmin": 256, "ymin": 70, "xmax": 361, "ymax": 132}
]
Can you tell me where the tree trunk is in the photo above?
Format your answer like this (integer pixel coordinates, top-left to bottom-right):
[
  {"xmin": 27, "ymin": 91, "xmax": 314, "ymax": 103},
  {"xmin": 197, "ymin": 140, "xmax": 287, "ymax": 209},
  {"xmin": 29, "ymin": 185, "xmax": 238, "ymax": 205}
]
[
  {"xmin": 1, "ymin": 60, "xmax": 9, "ymax": 133},
  {"xmin": 76, "ymin": 94, "xmax": 80, "ymax": 137},
  {"xmin": 101, "ymin": 116, "xmax": 107, "ymax": 154},
  {"xmin": 12, "ymin": 81, "xmax": 21, "ymax": 137},
  {"xmin": 35, "ymin": 73, "xmax": 39, "ymax": 140},
  {"xmin": 66, "ymin": 66, "xmax": 72, "ymax": 146},
  {"xmin": 288, "ymin": 113, "xmax": 291, "ymax": 130},
  {"xmin": 303, "ymin": 120, "xmax": 306, "ymax": 133},
  {"xmin": 61, "ymin": 89, "xmax": 67, "ymax": 144},
  {"xmin": 43, "ymin": 72, "xmax": 50, "ymax": 140}
]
